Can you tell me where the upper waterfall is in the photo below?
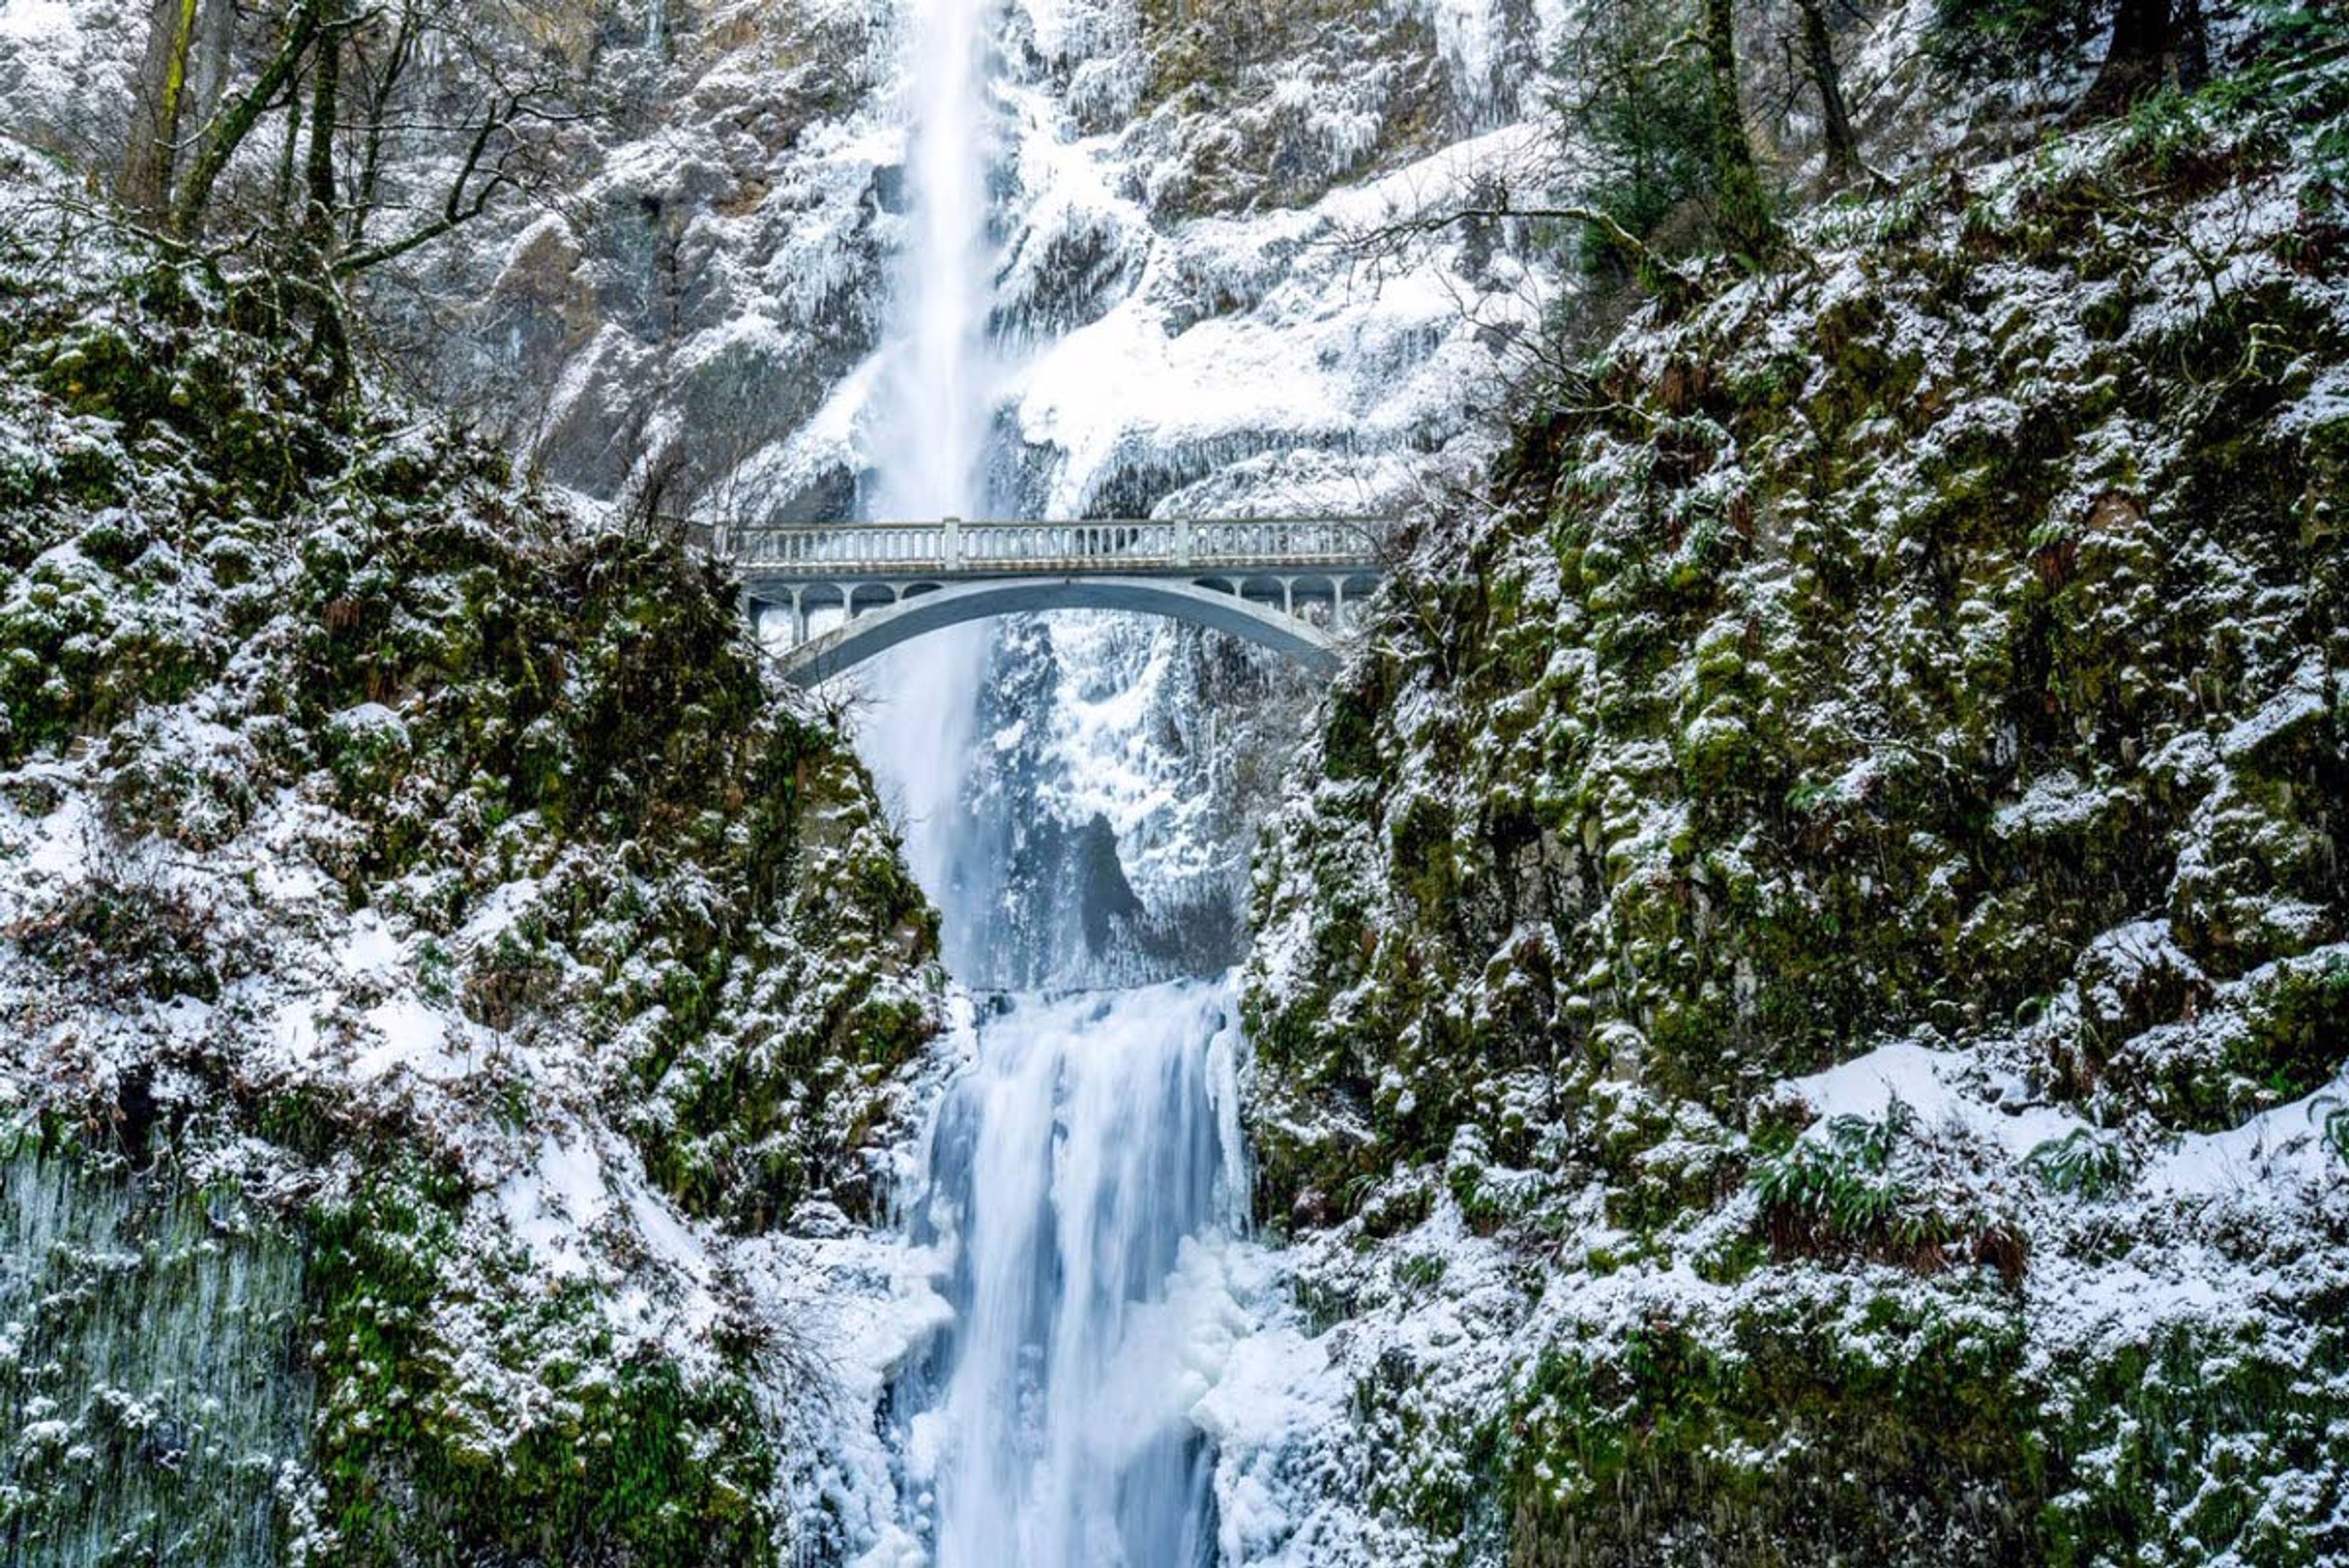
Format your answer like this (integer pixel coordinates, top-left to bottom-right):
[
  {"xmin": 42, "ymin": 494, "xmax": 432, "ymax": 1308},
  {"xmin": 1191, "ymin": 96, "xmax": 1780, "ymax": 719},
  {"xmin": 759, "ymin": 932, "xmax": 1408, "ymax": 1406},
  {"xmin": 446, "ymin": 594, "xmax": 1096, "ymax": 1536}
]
[
  {"xmin": 854, "ymin": 0, "xmax": 1001, "ymax": 960},
  {"xmin": 874, "ymin": 0, "xmax": 993, "ymax": 522}
]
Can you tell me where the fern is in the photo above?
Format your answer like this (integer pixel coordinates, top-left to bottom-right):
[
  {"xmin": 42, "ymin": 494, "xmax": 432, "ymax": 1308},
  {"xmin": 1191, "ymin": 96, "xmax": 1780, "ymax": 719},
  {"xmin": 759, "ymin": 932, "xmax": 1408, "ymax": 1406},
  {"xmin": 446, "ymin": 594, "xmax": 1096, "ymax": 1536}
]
[
  {"xmin": 2024, "ymin": 1128, "xmax": 2134, "ymax": 1198},
  {"xmin": 1750, "ymin": 1099, "xmax": 1920, "ymax": 1240}
]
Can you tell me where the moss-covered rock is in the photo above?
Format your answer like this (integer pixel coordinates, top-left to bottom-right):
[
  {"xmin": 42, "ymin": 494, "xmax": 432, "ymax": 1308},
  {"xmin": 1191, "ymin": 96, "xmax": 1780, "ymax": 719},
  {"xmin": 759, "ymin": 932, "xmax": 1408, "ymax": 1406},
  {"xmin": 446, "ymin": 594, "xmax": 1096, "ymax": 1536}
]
[
  {"xmin": 0, "ymin": 184, "xmax": 941, "ymax": 1566},
  {"xmin": 1509, "ymin": 1290, "xmax": 2041, "ymax": 1567},
  {"xmin": 1245, "ymin": 58, "xmax": 2349, "ymax": 1568}
]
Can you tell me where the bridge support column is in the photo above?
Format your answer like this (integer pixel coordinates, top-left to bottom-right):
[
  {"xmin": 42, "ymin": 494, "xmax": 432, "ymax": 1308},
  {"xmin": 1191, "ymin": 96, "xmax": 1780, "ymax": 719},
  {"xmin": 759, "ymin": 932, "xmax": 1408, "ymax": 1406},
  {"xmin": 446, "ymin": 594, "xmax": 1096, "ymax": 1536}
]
[{"xmin": 792, "ymin": 589, "xmax": 809, "ymax": 646}]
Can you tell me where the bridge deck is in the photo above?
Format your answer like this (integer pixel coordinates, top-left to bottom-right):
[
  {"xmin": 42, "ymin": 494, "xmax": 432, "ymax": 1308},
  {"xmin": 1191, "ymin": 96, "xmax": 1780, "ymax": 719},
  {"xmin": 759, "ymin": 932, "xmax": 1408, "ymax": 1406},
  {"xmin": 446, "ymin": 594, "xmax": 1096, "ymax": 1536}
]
[
  {"xmin": 704, "ymin": 517, "xmax": 1388, "ymax": 582},
  {"xmin": 681, "ymin": 516, "xmax": 1391, "ymax": 682}
]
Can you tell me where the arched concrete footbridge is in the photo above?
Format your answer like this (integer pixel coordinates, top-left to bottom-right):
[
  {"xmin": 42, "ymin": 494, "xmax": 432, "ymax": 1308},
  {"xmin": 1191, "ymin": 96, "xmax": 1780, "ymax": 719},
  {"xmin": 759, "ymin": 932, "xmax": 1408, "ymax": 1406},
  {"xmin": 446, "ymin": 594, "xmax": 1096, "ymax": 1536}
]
[{"xmin": 701, "ymin": 518, "xmax": 1387, "ymax": 687}]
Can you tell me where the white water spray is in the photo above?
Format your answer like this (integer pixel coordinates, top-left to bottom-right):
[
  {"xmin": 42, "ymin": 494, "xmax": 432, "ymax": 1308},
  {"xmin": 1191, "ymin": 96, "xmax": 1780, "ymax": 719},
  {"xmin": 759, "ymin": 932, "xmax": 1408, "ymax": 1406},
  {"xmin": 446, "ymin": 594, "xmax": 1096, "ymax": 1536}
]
[{"xmin": 902, "ymin": 984, "xmax": 1247, "ymax": 1568}]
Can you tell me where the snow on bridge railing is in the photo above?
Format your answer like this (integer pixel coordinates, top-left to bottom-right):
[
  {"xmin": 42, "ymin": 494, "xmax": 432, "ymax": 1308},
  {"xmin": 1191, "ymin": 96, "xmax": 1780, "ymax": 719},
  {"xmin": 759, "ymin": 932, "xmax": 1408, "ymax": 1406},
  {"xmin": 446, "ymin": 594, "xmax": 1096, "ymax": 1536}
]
[{"xmin": 693, "ymin": 517, "xmax": 1392, "ymax": 577}]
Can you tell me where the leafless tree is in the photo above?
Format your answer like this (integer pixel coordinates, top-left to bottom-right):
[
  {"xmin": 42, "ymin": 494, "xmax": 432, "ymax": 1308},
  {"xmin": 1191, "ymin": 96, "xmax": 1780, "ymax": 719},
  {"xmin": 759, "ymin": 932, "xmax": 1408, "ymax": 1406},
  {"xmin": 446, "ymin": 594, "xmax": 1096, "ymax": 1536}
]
[
  {"xmin": 124, "ymin": 0, "xmax": 212, "ymax": 215},
  {"xmin": 124, "ymin": 1, "xmax": 598, "ymax": 266},
  {"xmin": 1792, "ymin": 0, "xmax": 1862, "ymax": 186},
  {"xmin": 106, "ymin": 0, "xmax": 612, "ymax": 408}
]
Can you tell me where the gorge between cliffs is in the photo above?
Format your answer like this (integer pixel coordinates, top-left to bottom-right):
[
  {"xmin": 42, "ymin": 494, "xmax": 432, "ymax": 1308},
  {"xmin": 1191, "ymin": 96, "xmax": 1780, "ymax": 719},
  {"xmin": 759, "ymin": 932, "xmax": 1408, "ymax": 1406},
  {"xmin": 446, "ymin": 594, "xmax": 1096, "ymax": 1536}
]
[{"xmin": 0, "ymin": 0, "xmax": 2345, "ymax": 1565}]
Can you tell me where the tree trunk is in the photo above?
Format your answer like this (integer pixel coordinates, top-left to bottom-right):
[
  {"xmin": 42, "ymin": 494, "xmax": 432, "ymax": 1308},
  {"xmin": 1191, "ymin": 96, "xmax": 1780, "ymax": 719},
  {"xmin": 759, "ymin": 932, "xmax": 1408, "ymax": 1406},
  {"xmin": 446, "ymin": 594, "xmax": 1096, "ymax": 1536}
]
[
  {"xmin": 274, "ymin": 74, "xmax": 305, "ymax": 223},
  {"xmin": 1794, "ymin": 0, "xmax": 1859, "ymax": 188},
  {"xmin": 190, "ymin": 0, "xmax": 237, "ymax": 125},
  {"xmin": 2173, "ymin": 0, "xmax": 2209, "ymax": 92},
  {"xmin": 172, "ymin": 0, "xmax": 325, "ymax": 236},
  {"xmin": 303, "ymin": 1, "xmax": 342, "ymax": 253},
  {"xmin": 123, "ymin": 0, "xmax": 202, "ymax": 215},
  {"xmin": 1702, "ymin": 0, "xmax": 1779, "ymax": 265},
  {"xmin": 2083, "ymin": 0, "xmax": 2172, "ymax": 116},
  {"xmin": 349, "ymin": 1, "xmax": 421, "ymax": 249}
]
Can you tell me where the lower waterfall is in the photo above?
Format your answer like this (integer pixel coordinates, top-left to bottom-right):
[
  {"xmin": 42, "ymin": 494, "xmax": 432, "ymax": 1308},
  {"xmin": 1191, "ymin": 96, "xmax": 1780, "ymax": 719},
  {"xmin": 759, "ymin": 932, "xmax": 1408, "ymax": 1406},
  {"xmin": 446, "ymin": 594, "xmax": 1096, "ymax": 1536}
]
[{"xmin": 893, "ymin": 982, "xmax": 1249, "ymax": 1568}]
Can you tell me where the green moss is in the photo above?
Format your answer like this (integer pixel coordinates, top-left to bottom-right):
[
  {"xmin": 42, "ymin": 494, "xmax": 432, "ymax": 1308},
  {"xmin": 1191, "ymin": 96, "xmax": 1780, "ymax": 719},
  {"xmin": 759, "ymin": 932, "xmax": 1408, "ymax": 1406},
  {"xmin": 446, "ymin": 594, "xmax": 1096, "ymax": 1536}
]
[
  {"xmin": 1242, "ymin": 65, "xmax": 2349, "ymax": 1566},
  {"xmin": 2226, "ymin": 954, "xmax": 2349, "ymax": 1105},
  {"xmin": 1, "ymin": 209, "xmax": 946, "ymax": 1564},
  {"xmin": 308, "ymin": 1164, "xmax": 781, "ymax": 1568},
  {"xmin": 1251, "ymin": 65, "xmax": 2349, "ymax": 1186},
  {"xmin": 1508, "ymin": 1294, "xmax": 2043, "ymax": 1568}
]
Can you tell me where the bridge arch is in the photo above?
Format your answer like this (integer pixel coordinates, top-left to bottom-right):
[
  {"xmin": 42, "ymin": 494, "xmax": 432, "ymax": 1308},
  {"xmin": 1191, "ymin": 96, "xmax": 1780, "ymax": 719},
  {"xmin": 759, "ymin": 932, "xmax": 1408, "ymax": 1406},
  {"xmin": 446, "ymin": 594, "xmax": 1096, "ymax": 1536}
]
[{"xmin": 768, "ymin": 576, "xmax": 1341, "ymax": 687}]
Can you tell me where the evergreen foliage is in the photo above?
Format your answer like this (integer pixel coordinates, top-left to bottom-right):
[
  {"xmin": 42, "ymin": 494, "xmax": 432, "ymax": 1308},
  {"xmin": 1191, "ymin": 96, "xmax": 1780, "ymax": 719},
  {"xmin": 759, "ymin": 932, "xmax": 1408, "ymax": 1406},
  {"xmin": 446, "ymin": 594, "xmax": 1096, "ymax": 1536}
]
[
  {"xmin": 1554, "ymin": 0, "xmax": 1723, "ymax": 277},
  {"xmin": 0, "ymin": 177, "xmax": 940, "ymax": 1565}
]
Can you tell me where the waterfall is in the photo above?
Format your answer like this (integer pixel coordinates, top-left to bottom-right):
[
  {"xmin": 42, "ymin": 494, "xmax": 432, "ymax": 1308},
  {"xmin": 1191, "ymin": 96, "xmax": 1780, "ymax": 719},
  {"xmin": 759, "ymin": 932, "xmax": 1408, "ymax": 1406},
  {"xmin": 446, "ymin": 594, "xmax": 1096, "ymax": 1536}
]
[
  {"xmin": 899, "ymin": 984, "xmax": 1248, "ymax": 1568},
  {"xmin": 848, "ymin": 4, "xmax": 1253, "ymax": 1564},
  {"xmin": 856, "ymin": 0, "xmax": 998, "ymax": 961}
]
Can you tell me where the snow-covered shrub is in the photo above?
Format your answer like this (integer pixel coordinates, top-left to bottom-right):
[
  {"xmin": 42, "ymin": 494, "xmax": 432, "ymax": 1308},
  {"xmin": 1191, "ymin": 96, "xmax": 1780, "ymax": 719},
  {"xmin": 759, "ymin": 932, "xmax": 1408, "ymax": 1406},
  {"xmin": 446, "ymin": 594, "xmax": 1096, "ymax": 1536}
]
[
  {"xmin": 305, "ymin": 1159, "xmax": 781, "ymax": 1567},
  {"xmin": 1508, "ymin": 1292, "xmax": 2041, "ymax": 1567}
]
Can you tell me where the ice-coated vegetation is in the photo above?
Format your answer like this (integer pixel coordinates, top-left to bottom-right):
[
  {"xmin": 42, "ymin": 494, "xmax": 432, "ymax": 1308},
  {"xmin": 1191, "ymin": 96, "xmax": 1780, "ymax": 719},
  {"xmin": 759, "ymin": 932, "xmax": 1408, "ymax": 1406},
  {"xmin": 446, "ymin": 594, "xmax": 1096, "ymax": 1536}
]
[
  {"xmin": 1, "ymin": 1134, "xmax": 317, "ymax": 1565},
  {"xmin": 3, "ymin": 0, "xmax": 2347, "ymax": 1562},
  {"xmin": 0, "ymin": 147, "xmax": 940, "ymax": 1564},
  {"xmin": 1239, "ymin": 53, "xmax": 2349, "ymax": 1568}
]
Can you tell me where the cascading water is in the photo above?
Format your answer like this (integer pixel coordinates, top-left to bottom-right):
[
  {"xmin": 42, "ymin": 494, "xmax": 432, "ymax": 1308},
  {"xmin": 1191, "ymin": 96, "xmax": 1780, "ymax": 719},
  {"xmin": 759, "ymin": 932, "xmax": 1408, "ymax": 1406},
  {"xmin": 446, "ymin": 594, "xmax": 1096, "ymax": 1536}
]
[
  {"xmin": 856, "ymin": 0, "xmax": 998, "ymax": 961},
  {"xmin": 897, "ymin": 985, "xmax": 1248, "ymax": 1568},
  {"xmin": 850, "ymin": 1, "xmax": 1253, "ymax": 1564}
]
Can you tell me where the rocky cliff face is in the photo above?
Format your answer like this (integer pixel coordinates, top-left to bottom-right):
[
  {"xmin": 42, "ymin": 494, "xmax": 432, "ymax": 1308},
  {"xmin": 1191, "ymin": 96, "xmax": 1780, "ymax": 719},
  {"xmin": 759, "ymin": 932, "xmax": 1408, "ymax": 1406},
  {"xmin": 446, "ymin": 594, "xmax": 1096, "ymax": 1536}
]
[
  {"xmin": 1232, "ymin": 53, "xmax": 2349, "ymax": 1568},
  {"xmin": 480, "ymin": 0, "xmax": 1567, "ymax": 986},
  {"xmin": 0, "ymin": 146, "xmax": 939, "ymax": 1564},
  {"xmin": 943, "ymin": 0, "xmax": 1564, "ymax": 982},
  {"xmin": 28, "ymin": 4, "xmax": 2338, "ymax": 1567},
  {"xmin": 23, "ymin": 0, "xmax": 1565, "ymax": 981}
]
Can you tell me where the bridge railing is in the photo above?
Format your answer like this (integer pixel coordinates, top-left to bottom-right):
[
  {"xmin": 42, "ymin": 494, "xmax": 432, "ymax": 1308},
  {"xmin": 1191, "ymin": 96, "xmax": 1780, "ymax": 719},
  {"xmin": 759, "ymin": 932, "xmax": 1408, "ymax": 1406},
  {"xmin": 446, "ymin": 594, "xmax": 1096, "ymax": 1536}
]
[
  {"xmin": 709, "ymin": 517, "xmax": 1388, "ymax": 578},
  {"xmin": 718, "ymin": 522, "xmax": 955, "ymax": 571}
]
